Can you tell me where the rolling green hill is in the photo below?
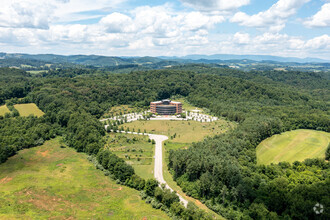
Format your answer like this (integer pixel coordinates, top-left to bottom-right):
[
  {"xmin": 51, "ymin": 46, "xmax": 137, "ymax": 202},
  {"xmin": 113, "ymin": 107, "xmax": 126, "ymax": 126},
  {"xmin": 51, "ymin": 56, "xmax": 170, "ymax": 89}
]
[
  {"xmin": 257, "ymin": 129, "xmax": 329, "ymax": 165},
  {"xmin": 0, "ymin": 138, "xmax": 169, "ymax": 219}
]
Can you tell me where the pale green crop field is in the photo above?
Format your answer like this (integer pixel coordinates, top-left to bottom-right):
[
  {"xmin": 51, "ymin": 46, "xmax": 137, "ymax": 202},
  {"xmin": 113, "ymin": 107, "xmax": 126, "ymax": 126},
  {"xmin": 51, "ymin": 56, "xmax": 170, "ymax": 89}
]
[
  {"xmin": 257, "ymin": 129, "xmax": 329, "ymax": 165},
  {"xmin": 0, "ymin": 138, "xmax": 169, "ymax": 219},
  {"xmin": 14, "ymin": 103, "xmax": 44, "ymax": 117},
  {"xmin": 0, "ymin": 105, "xmax": 11, "ymax": 116}
]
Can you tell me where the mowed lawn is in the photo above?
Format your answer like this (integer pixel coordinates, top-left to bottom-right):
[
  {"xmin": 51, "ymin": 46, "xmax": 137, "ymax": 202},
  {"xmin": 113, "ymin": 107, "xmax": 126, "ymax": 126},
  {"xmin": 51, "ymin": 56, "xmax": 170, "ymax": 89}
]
[
  {"xmin": 0, "ymin": 138, "xmax": 169, "ymax": 219},
  {"xmin": 106, "ymin": 133, "xmax": 155, "ymax": 180},
  {"xmin": 257, "ymin": 129, "xmax": 330, "ymax": 165},
  {"xmin": 123, "ymin": 120, "xmax": 235, "ymax": 143},
  {"xmin": 0, "ymin": 105, "xmax": 11, "ymax": 116},
  {"xmin": 14, "ymin": 103, "xmax": 44, "ymax": 117}
]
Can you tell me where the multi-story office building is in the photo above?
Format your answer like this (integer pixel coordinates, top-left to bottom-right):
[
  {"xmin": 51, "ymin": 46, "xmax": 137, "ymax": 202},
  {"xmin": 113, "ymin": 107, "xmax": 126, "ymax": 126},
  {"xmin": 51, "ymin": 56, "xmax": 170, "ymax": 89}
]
[{"xmin": 150, "ymin": 99, "xmax": 182, "ymax": 115}]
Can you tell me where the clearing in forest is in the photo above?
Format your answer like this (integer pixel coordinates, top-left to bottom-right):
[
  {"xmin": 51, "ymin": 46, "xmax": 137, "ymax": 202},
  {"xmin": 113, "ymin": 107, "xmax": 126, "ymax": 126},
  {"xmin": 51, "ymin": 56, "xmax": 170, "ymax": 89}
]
[
  {"xmin": 0, "ymin": 138, "xmax": 169, "ymax": 219},
  {"xmin": 0, "ymin": 105, "xmax": 11, "ymax": 116},
  {"xmin": 256, "ymin": 129, "xmax": 329, "ymax": 165},
  {"xmin": 13, "ymin": 103, "xmax": 45, "ymax": 117},
  {"xmin": 122, "ymin": 120, "xmax": 235, "ymax": 143}
]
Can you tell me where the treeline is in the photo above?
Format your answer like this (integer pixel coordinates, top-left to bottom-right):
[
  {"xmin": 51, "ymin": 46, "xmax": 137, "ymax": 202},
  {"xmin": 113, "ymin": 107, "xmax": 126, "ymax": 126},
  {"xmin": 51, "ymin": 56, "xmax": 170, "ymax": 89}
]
[
  {"xmin": 0, "ymin": 68, "xmax": 31, "ymax": 105},
  {"xmin": 0, "ymin": 116, "xmax": 60, "ymax": 163}
]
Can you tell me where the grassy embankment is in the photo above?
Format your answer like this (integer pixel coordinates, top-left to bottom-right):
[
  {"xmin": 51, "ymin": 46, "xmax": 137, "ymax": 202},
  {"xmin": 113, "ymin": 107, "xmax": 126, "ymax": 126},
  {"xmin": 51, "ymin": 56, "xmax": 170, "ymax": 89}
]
[
  {"xmin": 0, "ymin": 105, "xmax": 11, "ymax": 116},
  {"xmin": 0, "ymin": 138, "xmax": 169, "ymax": 219},
  {"xmin": 257, "ymin": 129, "xmax": 330, "ymax": 165},
  {"xmin": 13, "ymin": 103, "xmax": 44, "ymax": 117}
]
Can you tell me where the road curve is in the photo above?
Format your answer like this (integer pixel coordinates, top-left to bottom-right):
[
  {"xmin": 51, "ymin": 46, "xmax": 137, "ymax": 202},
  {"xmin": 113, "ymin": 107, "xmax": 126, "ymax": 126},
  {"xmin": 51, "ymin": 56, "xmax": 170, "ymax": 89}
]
[
  {"xmin": 104, "ymin": 125, "xmax": 188, "ymax": 207},
  {"xmin": 148, "ymin": 134, "xmax": 188, "ymax": 207}
]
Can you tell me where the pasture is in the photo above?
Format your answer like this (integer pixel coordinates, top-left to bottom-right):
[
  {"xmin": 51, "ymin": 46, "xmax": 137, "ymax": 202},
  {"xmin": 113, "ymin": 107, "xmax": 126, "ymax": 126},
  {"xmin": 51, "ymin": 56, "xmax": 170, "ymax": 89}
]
[
  {"xmin": 105, "ymin": 133, "xmax": 155, "ymax": 179},
  {"xmin": 122, "ymin": 120, "xmax": 235, "ymax": 143},
  {"xmin": 13, "ymin": 103, "xmax": 44, "ymax": 117},
  {"xmin": 0, "ymin": 138, "xmax": 169, "ymax": 219},
  {"xmin": 0, "ymin": 105, "xmax": 10, "ymax": 116},
  {"xmin": 257, "ymin": 129, "xmax": 330, "ymax": 165}
]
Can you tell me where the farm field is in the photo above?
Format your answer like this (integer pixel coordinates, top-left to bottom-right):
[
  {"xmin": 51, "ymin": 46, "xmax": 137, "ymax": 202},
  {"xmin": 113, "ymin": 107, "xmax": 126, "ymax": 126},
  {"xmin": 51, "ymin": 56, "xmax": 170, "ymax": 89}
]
[
  {"xmin": 13, "ymin": 103, "xmax": 44, "ymax": 117},
  {"xmin": 0, "ymin": 138, "xmax": 169, "ymax": 219},
  {"xmin": 0, "ymin": 105, "xmax": 11, "ymax": 116},
  {"xmin": 257, "ymin": 129, "xmax": 330, "ymax": 165},
  {"xmin": 105, "ymin": 133, "xmax": 155, "ymax": 179},
  {"xmin": 122, "ymin": 120, "xmax": 235, "ymax": 143}
]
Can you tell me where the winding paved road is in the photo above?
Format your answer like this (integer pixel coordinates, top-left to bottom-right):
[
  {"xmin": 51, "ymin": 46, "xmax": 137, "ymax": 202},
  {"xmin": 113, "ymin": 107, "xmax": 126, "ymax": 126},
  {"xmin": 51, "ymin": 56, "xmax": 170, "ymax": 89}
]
[
  {"xmin": 148, "ymin": 134, "xmax": 188, "ymax": 207},
  {"xmin": 104, "ymin": 125, "xmax": 188, "ymax": 207}
]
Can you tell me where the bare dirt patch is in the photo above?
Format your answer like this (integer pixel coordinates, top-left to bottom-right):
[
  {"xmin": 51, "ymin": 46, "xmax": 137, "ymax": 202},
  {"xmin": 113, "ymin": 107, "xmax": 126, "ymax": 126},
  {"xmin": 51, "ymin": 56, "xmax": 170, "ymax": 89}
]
[
  {"xmin": 37, "ymin": 150, "xmax": 49, "ymax": 157},
  {"xmin": 0, "ymin": 176, "xmax": 13, "ymax": 184}
]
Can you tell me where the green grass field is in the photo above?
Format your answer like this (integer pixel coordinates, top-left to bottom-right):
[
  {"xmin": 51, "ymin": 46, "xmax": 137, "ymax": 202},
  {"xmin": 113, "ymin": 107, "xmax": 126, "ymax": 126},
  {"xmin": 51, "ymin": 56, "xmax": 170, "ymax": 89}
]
[
  {"xmin": 14, "ymin": 103, "xmax": 45, "ymax": 117},
  {"xmin": 105, "ymin": 133, "xmax": 155, "ymax": 180},
  {"xmin": 257, "ymin": 129, "xmax": 330, "ymax": 165},
  {"xmin": 0, "ymin": 138, "xmax": 169, "ymax": 219},
  {"xmin": 123, "ymin": 120, "xmax": 235, "ymax": 143},
  {"xmin": 0, "ymin": 105, "xmax": 11, "ymax": 116}
]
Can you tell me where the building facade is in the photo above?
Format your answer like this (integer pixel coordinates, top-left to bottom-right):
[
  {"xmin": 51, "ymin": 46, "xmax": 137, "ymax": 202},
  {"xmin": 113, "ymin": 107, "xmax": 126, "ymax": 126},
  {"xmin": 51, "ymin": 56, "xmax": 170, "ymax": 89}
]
[{"xmin": 150, "ymin": 99, "xmax": 182, "ymax": 115}]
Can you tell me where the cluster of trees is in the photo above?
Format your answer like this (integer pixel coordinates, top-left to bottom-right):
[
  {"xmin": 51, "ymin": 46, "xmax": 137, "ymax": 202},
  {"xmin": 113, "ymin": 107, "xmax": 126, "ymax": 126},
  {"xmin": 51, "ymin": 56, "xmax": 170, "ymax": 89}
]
[
  {"xmin": 0, "ymin": 116, "xmax": 60, "ymax": 163},
  {"xmin": 0, "ymin": 68, "xmax": 31, "ymax": 105},
  {"xmin": 0, "ymin": 66, "xmax": 329, "ymax": 219}
]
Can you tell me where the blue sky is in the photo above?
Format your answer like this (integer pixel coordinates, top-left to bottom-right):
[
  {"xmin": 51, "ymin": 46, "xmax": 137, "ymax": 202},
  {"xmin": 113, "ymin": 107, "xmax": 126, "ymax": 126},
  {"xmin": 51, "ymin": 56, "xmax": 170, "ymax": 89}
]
[{"xmin": 0, "ymin": 0, "xmax": 329, "ymax": 59}]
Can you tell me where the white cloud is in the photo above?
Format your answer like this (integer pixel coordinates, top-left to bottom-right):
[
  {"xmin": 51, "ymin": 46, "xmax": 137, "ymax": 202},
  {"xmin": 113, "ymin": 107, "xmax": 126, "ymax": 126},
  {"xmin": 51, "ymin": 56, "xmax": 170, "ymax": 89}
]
[
  {"xmin": 0, "ymin": 0, "xmax": 127, "ymax": 29},
  {"xmin": 231, "ymin": 0, "xmax": 310, "ymax": 32},
  {"xmin": 0, "ymin": 0, "xmax": 57, "ymax": 29},
  {"xmin": 304, "ymin": 3, "xmax": 330, "ymax": 27},
  {"xmin": 305, "ymin": 34, "xmax": 330, "ymax": 49},
  {"xmin": 0, "ymin": 1, "xmax": 329, "ymax": 60},
  {"xmin": 233, "ymin": 32, "xmax": 250, "ymax": 44},
  {"xmin": 100, "ymin": 13, "xmax": 133, "ymax": 33},
  {"xmin": 180, "ymin": 0, "xmax": 250, "ymax": 11}
]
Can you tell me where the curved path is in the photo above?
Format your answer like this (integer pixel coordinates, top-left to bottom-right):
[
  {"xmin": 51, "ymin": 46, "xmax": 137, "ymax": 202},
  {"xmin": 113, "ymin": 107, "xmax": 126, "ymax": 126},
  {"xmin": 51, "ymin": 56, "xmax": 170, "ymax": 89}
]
[
  {"xmin": 104, "ymin": 125, "xmax": 188, "ymax": 207},
  {"xmin": 149, "ymin": 134, "xmax": 188, "ymax": 207}
]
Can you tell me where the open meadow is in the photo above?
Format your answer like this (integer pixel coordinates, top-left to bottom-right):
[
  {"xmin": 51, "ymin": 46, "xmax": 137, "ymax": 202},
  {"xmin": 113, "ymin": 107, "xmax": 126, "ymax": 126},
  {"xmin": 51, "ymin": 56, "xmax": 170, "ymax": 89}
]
[
  {"xmin": 257, "ymin": 129, "xmax": 330, "ymax": 165},
  {"xmin": 105, "ymin": 133, "xmax": 155, "ymax": 179},
  {"xmin": 0, "ymin": 105, "xmax": 11, "ymax": 116},
  {"xmin": 0, "ymin": 138, "xmax": 169, "ymax": 219},
  {"xmin": 122, "ymin": 120, "xmax": 235, "ymax": 143},
  {"xmin": 13, "ymin": 103, "xmax": 44, "ymax": 117}
]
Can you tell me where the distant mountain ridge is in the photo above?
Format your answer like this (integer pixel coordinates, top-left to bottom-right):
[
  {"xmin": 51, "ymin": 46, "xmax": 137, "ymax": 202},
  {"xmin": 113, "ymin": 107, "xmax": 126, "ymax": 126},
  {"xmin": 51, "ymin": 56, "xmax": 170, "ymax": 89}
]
[
  {"xmin": 161, "ymin": 54, "xmax": 330, "ymax": 63},
  {"xmin": 1, "ymin": 52, "xmax": 329, "ymax": 64}
]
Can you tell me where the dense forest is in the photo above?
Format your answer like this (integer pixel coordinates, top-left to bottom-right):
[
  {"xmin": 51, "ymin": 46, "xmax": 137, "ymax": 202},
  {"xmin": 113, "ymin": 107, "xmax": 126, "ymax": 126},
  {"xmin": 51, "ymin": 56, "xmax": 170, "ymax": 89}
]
[{"xmin": 0, "ymin": 66, "xmax": 329, "ymax": 219}]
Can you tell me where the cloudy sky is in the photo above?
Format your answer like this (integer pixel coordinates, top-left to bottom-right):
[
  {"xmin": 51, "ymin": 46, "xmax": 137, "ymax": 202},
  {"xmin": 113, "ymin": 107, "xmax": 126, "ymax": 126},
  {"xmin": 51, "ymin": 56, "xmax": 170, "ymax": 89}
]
[{"xmin": 0, "ymin": 0, "xmax": 329, "ymax": 59}]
